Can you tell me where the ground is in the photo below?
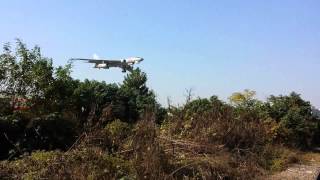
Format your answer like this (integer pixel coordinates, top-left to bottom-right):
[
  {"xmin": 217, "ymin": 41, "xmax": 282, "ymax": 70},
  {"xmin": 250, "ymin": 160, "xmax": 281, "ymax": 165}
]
[{"xmin": 268, "ymin": 152, "xmax": 320, "ymax": 180}]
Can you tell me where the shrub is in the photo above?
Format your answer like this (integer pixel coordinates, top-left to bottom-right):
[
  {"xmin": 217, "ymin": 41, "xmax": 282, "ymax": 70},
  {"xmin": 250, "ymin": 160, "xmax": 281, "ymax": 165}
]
[
  {"xmin": 265, "ymin": 92, "xmax": 319, "ymax": 148},
  {"xmin": 104, "ymin": 119, "xmax": 132, "ymax": 152},
  {"xmin": 21, "ymin": 113, "xmax": 77, "ymax": 151},
  {"xmin": 0, "ymin": 113, "xmax": 30, "ymax": 160},
  {"xmin": 258, "ymin": 145, "xmax": 300, "ymax": 172},
  {"xmin": 0, "ymin": 113, "xmax": 77, "ymax": 159},
  {"xmin": 131, "ymin": 115, "xmax": 171, "ymax": 179},
  {"xmin": 0, "ymin": 149, "xmax": 135, "ymax": 179},
  {"xmin": 0, "ymin": 98, "xmax": 12, "ymax": 116}
]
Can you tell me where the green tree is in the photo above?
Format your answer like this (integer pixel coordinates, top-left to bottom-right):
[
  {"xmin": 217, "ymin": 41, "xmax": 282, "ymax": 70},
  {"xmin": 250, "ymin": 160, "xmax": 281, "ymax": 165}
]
[
  {"xmin": 114, "ymin": 68, "xmax": 158, "ymax": 123},
  {"xmin": 265, "ymin": 92, "xmax": 318, "ymax": 148},
  {"xmin": 72, "ymin": 79, "xmax": 119, "ymax": 127},
  {"xmin": 0, "ymin": 40, "xmax": 57, "ymax": 113},
  {"xmin": 0, "ymin": 40, "xmax": 78, "ymax": 158}
]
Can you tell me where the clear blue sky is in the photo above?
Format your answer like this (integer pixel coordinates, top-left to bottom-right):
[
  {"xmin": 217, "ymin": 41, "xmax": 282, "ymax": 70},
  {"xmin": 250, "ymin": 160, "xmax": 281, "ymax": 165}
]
[{"xmin": 1, "ymin": 0, "xmax": 319, "ymax": 107}]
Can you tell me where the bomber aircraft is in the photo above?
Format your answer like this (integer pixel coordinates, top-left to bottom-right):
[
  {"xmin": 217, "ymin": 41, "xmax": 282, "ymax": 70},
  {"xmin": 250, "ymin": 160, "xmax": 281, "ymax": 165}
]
[{"xmin": 70, "ymin": 56, "xmax": 144, "ymax": 72}]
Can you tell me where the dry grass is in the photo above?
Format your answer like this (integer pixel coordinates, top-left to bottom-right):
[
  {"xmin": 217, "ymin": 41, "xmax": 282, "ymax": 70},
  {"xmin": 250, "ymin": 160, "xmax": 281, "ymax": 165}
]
[
  {"xmin": 0, "ymin": 107, "xmax": 313, "ymax": 179},
  {"xmin": 300, "ymin": 152, "xmax": 320, "ymax": 164}
]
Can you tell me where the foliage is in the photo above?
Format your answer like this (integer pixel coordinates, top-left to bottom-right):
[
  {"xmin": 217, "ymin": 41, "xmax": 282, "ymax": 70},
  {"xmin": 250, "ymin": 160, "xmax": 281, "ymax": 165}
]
[
  {"xmin": 184, "ymin": 97, "xmax": 212, "ymax": 116},
  {"xmin": 1, "ymin": 40, "xmax": 320, "ymax": 179},
  {"xmin": 0, "ymin": 40, "xmax": 162, "ymax": 160},
  {"xmin": 0, "ymin": 40, "xmax": 54, "ymax": 100},
  {"xmin": 104, "ymin": 119, "xmax": 132, "ymax": 152},
  {"xmin": 265, "ymin": 92, "xmax": 319, "ymax": 148},
  {"xmin": 0, "ymin": 113, "xmax": 77, "ymax": 160},
  {"xmin": 0, "ymin": 149, "xmax": 135, "ymax": 180},
  {"xmin": 131, "ymin": 116, "xmax": 171, "ymax": 179},
  {"xmin": 258, "ymin": 145, "xmax": 300, "ymax": 172},
  {"xmin": 229, "ymin": 89, "xmax": 256, "ymax": 106},
  {"xmin": 113, "ymin": 68, "xmax": 159, "ymax": 123},
  {"xmin": 21, "ymin": 113, "xmax": 77, "ymax": 152}
]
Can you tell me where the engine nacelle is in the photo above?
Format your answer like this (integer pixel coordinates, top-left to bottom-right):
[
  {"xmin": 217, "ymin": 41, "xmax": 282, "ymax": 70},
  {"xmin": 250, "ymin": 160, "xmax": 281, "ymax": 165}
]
[
  {"xmin": 125, "ymin": 57, "xmax": 144, "ymax": 65},
  {"xmin": 95, "ymin": 63, "xmax": 108, "ymax": 68}
]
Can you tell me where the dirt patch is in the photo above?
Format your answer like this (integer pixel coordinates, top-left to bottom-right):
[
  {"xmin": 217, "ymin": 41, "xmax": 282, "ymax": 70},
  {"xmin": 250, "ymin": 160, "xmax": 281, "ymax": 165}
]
[{"xmin": 268, "ymin": 163, "xmax": 320, "ymax": 180}]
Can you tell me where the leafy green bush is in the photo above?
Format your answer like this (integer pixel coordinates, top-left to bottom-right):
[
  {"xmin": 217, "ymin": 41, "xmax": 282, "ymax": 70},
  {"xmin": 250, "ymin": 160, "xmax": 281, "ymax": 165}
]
[{"xmin": 265, "ymin": 92, "xmax": 318, "ymax": 148}]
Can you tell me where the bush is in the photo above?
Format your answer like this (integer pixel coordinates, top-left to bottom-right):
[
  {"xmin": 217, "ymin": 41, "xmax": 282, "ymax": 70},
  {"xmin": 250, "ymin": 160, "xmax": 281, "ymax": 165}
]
[
  {"xmin": 0, "ymin": 113, "xmax": 77, "ymax": 159},
  {"xmin": 265, "ymin": 92, "xmax": 319, "ymax": 148},
  {"xmin": 104, "ymin": 119, "xmax": 132, "ymax": 152},
  {"xmin": 131, "ymin": 116, "xmax": 171, "ymax": 179},
  {"xmin": 21, "ymin": 113, "xmax": 77, "ymax": 151},
  {"xmin": 0, "ymin": 113, "xmax": 30, "ymax": 160},
  {"xmin": 258, "ymin": 145, "xmax": 300, "ymax": 172},
  {"xmin": 0, "ymin": 149, "xmax": 135, "ymax": 179},
  {"xmin": 162, "ymin": 96, "xmax": 268, "ymax": 151},
  {"xmin": 0, "ymin": 98, "xmax": 12, "ymax": 116}
]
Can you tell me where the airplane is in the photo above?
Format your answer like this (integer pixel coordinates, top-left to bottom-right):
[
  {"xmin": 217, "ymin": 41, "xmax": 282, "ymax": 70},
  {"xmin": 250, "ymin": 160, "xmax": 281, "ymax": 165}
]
[{"xmin": 70, "ymin": 56, "xmax": 144, "ymax": 72}]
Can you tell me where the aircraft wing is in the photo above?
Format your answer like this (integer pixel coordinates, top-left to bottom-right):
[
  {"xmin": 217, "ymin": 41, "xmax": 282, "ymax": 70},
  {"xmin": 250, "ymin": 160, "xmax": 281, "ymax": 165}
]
[{"xmin": 70, "ymin": 58, "xmax": 122, "ymax": 65}]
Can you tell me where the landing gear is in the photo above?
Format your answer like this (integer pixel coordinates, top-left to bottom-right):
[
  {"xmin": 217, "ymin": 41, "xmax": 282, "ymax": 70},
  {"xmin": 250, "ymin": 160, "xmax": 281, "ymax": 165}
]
[{"xmin": 122, "ymin": 60, "xmax": 127, "ymax": 73}]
